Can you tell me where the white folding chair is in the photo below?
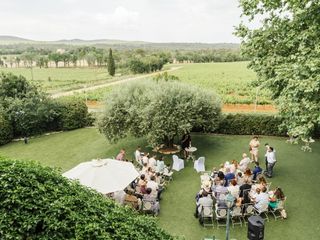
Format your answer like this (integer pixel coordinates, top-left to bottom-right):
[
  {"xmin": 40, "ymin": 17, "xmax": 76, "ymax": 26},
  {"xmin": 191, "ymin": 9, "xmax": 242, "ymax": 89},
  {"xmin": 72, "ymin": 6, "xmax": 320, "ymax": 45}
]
[
  {"xmin": 194, "ymin": 157, "xmax": 206, "ymax": 173},
  {"xmin": 172, "ymin": 155, "xmax": 184, "ymax": 171},
  {"xmin": 231, "ymin": 206, "xmax": 243, "ymax": 227},
  {"xmin": 200, "ymin": 205, "xmax": 214, "ymax": 228}
]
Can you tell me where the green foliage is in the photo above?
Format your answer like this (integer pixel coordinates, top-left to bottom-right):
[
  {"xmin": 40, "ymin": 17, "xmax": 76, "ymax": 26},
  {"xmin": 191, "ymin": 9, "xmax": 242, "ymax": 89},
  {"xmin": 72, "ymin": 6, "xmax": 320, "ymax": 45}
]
[
  {"xmin": 216, "ymin": 113, "xmax": 286, "ymax": 136},
  {"xmin": 107, "ymin": 48, "xmax": 116, "ymax": 76},
  {"xmin": 98, "ymin": 81, "xmax": 221, "ymax": 147},
  {"xmin": 57, "ymin": 98, "xmax": 90, "ymax": 130},
  {"xmin": 128, "ymin": 56, "xmax": 166, "ymax": 74},
  {"xmin": 0, "ymin": 157, "xmax": 173, "ymax": 239},
  {"xmin": 0, "ymin": 73, "xmax": 91, "ymax": 141},
  {"xmin": 236, "ymin": 0, "xmax": 320, "ymax": 142},
  {"xmin": 153, "ymin": 71, "xmax": 179, "ymax": 83},
  {"xmin": 172, "ymin": 62, "xmax": 271, "ymax": 105},
  {"xmin": 0, "ymin": 72, "xmax": 41, "ymax": 101},
  {"xmin": 0, "ymin": 110, "xmax": 13, "ymax": 145}
]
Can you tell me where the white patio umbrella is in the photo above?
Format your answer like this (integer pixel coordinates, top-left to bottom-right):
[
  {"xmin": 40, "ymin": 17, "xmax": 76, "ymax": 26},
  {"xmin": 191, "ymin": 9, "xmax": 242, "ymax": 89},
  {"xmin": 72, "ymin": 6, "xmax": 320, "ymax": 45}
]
[{"xmin": 63, "ymin": 159, "xmax": 139, "ymax": 194}]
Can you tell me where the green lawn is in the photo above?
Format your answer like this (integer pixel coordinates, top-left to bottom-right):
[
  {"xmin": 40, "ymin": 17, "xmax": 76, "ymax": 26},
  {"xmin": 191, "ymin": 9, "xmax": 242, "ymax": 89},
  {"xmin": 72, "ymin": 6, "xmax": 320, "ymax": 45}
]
[
  {"xmin": 172, "ymin": 62, "xmax": 271, "ymax": 105},
  {"xmin": 0, "ymin": 129, "xmax": 319, "ymax": 239}
]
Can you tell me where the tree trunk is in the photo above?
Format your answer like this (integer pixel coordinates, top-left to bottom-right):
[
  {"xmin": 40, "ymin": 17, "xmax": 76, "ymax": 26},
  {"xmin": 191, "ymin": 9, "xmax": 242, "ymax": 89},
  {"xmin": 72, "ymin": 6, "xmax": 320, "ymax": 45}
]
[{"xmin": 164, "ymin": 136, "xmax": 174, "ymax": 148}]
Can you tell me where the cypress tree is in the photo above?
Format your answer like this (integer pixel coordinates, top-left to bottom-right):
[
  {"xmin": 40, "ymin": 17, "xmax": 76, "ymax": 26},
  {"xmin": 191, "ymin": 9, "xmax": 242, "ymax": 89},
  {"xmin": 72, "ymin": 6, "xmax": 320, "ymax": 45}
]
[{"xmin": 107, "ymin": 48, "xmax": 115, "ymax": 76}]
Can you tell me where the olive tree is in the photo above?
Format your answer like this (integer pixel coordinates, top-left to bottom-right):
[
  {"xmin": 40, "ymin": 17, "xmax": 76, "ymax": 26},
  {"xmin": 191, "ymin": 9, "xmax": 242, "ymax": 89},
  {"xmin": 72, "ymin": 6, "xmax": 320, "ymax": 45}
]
[
  {"xmin": 98, "ymin": 81, "xmax": 221, "ymax": 147},
  {"xmin": 236, "ymin": 0, "xmax": 320, "ymax": 147}
]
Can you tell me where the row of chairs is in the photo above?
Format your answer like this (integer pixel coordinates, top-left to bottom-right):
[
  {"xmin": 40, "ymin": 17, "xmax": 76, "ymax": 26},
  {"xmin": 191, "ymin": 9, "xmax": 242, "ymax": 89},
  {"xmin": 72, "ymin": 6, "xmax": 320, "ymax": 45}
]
[{"xmin": 200, "ymin": 198, "xmax": 287, "ymax": 228}]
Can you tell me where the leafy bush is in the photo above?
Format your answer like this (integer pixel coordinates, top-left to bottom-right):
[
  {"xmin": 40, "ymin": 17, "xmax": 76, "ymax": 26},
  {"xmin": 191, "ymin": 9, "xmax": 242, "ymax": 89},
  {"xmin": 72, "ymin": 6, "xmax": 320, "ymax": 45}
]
[
  {"xmin": 0, "ymin": 112, "xmax": 13, "ymax": 145},
  {"xmin": 99, "ymin": 80, "xmax": 221, "ymax": 147},
  {"xmin": 216, "ymin": 113, "xmax": 287, "ymax": 136},
  {"xmin": 57, "ymin": 98, "xmax": 90, "ymax": 130},
  {"xmin": 0, "ymin": 157, "xmax": 173, "ymax": 240}
]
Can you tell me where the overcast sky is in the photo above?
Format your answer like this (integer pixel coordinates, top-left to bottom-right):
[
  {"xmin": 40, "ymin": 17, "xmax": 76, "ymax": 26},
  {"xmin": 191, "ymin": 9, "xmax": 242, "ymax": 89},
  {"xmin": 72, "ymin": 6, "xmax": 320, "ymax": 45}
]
[{"xmin": 0, "ymin": 0, "xmax": 249, "ymax": 43}]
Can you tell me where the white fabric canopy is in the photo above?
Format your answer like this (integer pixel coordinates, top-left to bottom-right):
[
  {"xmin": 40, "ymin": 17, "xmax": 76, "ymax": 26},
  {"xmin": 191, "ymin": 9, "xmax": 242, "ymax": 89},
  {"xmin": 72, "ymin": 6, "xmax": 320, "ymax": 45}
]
[{"xmin": 63, "ymin": 159, "xmax": 139, "ymax": 194}]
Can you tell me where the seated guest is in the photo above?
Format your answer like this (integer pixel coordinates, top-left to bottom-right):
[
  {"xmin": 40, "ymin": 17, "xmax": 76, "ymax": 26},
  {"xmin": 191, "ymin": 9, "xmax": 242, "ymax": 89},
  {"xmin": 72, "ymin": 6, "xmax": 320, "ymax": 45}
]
[
  {"xmin": 145, "ymin": 167, "xmax": 155, "ymax": 180},
  {"xmin": 210, "ymin": 167, "xmax": 219, "ymax": 179},
  {"xmin": 200, "ymin": 180, "xmax": 212, "ymax": 195},
  {"xmin": 116, "ymin": 148, "xmax": 126, "ymax": 161},
  {"xmin": 124, "ymin": 192, "xmax": 141, "ymax": 210},
  {"xmin": 212, "ymin": 182, "xmax": 228, "ymax": 200},
  {"xmin": 269, "ymin": 187, "xmax": 285, "ymax": 209},
  {"xmin": 243, "ymin": 168, "xmax": 253, "ymax": 184},
  {"xmin": 237, "ymin": 172, "xmax": 244, "ymax": 186},
  {"xmin": 143, "ymin": 187, "xmax": 160, "ymax": 215},
  {"xmin": 142, "ymin": 153, "xmax": 150, "ymax": 165},
  {"xmin": 155, "ymin": 157, "xmax": 165, "ymax": 173},
  {"xmin": 253, "ymin": 186, "xmax": 269, "ymax": 212},
  {"xmin": 137, "ymin": 174, "xmax": 147, "ymax": 194},
  {"xmin": 140, "ymin": 163, "xmax": 149, "ymax": 176},
  {"xmin": 148, "ymin": 154, "xmax": 157, "ymax": 169},
  {"xmin": 224, "ymin": 167, "xmax": 235, "ymax": 186},
  {"xmin": 252, "ymin": 162, "xmax": 263, "ymax": 180},
  {"xmin": 257, "ymin": 175, "xmax": 267, "ymax": 190},
  {"xmin": 113, "ymin": 190, "xmax": 126, "ymax": 205},
  {"xmin": 239, "ymin": 153, "xmax": 251, "ymax": 172},
  {"xmin": 146, "ymin": 175, "xmax": 160, "ymax": 200},
  {"xmin": 218, "ymin": 163, "xmax": 225, "ymax": 173},
  {"xmin": 239, "ymin": 179, "xmax": 252, "ymax": 204},
  {"xmin": 227, "ymin": 179, "xmax": 240, "ymax": 199},
  {"xmin": 230, "ymin": 160, "xmax": 238, "ymax": 174},
  {"xmin": 195, "ymin": 191, "xmax": 213, "ymax": 218}
]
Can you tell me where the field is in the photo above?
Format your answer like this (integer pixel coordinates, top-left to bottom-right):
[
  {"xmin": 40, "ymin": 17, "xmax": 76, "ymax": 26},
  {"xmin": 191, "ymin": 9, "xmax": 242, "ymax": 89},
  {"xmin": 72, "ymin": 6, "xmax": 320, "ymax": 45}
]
[
  {"xmin": 1, "ymin": 129, "xmax": 319, "ymax": 239},
  {"xmin": 172, "ymin": 62, "xmax": 271, "ymax": 105},
  {"xmin": 74, "ymin": 62, "xmax": 273, "ymax": 106},
  {"xmin": 0, "ymin": 67, "xmax": 129, "ymax": 94}
]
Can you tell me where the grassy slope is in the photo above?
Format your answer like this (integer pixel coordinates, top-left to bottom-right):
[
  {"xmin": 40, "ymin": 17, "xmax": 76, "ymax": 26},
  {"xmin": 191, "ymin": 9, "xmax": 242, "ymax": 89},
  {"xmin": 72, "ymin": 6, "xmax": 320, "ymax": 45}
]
[
  {"xmin": 0, "ymin": 67, "xmax": 118, "ymax": 93},
  {"xmin": 0, "ymin": 129, "xmax": 319, "ymax": 239},
  {"xmin": 172, "ymin": 62, "xmax": 271, "ymax": 105}
]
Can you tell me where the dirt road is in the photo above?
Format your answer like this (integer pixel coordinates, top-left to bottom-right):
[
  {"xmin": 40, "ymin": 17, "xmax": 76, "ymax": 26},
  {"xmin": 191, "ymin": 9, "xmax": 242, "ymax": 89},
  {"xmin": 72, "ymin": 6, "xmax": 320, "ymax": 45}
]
[{"xmin": 51, "ymin": 66, "xmax": 182, "ymax": 98}]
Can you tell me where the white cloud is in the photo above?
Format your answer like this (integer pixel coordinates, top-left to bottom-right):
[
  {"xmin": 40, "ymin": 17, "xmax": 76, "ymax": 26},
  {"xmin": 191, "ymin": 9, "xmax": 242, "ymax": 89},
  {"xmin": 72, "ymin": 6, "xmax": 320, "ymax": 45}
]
[{"xmin": 0, "ymin": 0, "xmax": 259, "ymax": 43}]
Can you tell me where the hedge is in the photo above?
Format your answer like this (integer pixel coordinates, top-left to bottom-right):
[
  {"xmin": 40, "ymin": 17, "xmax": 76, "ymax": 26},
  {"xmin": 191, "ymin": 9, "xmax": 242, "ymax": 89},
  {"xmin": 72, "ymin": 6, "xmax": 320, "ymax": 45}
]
[
  {"xmin": 215, "ymin": 113, "xmax": 320, "ymax": 138},
  {"xmin": 0, "ymin": 113, "xmax": 13, "ymax": 145},
  {"xmin": 57, "ymin": 98, "xmax": 92, "ymax": 131},
  {"xmin": 215, "ymin": 113, "xmax": 287, "ymax": 136},
  {"xmin": 0, "ymin": 157, "xmax": 173, "ymax": 240}
]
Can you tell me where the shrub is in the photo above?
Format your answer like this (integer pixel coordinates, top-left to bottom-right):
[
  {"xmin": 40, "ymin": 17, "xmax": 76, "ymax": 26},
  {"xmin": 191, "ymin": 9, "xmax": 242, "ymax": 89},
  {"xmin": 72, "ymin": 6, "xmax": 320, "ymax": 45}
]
[
  {"xmin": 216, "ymin": 113, "xmax": 287, "ymax": 136},
  {"xmin": 0, "ymin": 157, "xmax": 173, "ymax": 240},
  {"xmin": 0, "ymin": 112, "xmax": 13, "ymax": 145},
  {"xmin": 57, "ymin": 98, "xmax": 90, "ymax": 130},
  {"xmin": 99, "ymin": 80, "xmax": 221, "ymax": 147}
]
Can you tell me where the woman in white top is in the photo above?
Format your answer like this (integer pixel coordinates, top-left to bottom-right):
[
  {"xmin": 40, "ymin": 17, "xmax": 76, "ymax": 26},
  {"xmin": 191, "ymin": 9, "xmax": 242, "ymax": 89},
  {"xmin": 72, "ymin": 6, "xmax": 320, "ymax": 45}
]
[
  {"xmin": 227, "ymin": 179, "xmax": 240, "ymax": 199},
  {"xmin": 249, "ymin": 136, "xmax": 260, "ymax": 162}
]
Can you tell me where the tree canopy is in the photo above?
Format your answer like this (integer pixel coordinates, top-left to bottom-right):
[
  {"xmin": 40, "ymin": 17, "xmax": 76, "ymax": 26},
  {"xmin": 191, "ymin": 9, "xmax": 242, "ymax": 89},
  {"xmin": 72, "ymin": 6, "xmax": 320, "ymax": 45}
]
[
  {"xmin": 0, "ymin": 157, "xmax": 173, "ymax": 239},
  {"xmin": 98, "ymin": 81, "xmax": 221, "ymax": 147},
  {"xmin": 236, "ymin": 0, "xmax": 320, "ymax": 143}
]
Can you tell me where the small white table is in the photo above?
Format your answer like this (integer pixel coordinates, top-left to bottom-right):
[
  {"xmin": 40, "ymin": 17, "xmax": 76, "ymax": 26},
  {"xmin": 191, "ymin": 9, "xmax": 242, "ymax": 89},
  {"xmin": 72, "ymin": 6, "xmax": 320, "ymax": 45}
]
[{"xmin": 185, "ymin": 146, "xmax": 197, "ymax": 161}]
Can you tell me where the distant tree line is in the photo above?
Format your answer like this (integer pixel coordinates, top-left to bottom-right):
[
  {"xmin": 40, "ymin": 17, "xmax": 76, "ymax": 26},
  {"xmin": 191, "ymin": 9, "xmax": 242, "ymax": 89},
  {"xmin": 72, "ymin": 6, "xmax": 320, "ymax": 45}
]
[{"xmin": 0, "ymin": 47, "xmax": 248, "ymax": 74}]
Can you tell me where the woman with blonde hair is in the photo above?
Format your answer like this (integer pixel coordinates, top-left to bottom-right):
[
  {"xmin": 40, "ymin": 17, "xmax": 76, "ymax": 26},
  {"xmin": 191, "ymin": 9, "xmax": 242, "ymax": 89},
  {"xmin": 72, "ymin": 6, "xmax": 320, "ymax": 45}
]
[{"xmin": 249, "ymin": 136, "xmax": 260, "ymax": 162}]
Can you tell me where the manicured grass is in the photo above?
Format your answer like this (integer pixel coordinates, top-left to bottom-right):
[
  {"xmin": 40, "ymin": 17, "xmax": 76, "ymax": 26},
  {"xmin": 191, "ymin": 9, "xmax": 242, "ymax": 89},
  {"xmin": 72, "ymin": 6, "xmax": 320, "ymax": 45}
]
[
  {"xmin": 0, "ymin": 129, "xmax": 319, "ymax": 239},
  {"xmin": 172, "ymin": 62, "xmax": 271, "ymax": 105}
]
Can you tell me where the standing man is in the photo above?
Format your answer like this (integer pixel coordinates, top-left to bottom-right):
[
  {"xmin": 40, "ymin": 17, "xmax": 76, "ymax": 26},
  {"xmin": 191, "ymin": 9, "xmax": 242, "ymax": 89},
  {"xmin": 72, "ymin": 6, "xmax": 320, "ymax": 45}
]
[
  {"xmin": 264, "ymin": 143, "xmax": 270, "ymax": 171},
  {"xmin": 265, "ymin": 146, "xmax": 277, "ymax": 178}
]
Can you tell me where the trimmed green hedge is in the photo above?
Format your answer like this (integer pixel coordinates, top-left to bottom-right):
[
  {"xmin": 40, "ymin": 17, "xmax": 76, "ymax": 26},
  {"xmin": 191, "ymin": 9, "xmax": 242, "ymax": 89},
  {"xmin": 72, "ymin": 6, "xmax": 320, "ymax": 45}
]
[
  {"xmin": 0, "ymin": 113, "xmax": 13, "ymax": 145},
  {"xmin": 215, "ymin": 113, "xmax": 287, "ymax": 136},
  {"xmin": 57, "ymin": 98, "xmax": 92, "ymax": 131},
  {"xmin": 0, "ymin": 157, "xmax": 173, "ymax": 240}
]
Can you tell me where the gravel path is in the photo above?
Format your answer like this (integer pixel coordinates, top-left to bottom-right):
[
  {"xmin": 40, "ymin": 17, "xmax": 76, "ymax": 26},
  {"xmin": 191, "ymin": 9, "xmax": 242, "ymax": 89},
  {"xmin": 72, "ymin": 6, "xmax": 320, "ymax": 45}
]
[{"xmin": 51, "ymin": 66, "xmax": 182, "ymax": 98}]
